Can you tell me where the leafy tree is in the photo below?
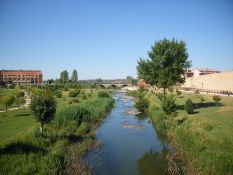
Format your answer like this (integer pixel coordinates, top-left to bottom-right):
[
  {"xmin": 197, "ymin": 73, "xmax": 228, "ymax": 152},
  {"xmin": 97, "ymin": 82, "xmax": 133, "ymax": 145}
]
[
  {"xmin": 60, "ymin": 70, "xmax": 69, "ymax": 83},
  {"xmin": 71, "ymin": 69, "xmax": 78, "ymax": 83},
  {"xmin": 184, "ymin": 98, "xmax": 195, "ymax": 114},
  {"xmin": 18, "ymin": 97, "xmax": 26, "ymax": 105},
  {"xmin": 126, "ymin": 75, "xmax": 134, "ymax": 84},
  {"xmin": 30, "ymin": 94, "xmax": 56, "ymax": 134},
  {"xmin": 15, "ymin": 91, "xmax": 25, "ymax": 100},
  {"xmin": 137, "ymin": 38, "xmax": 191, "ymax": 94},
  {"xmin": 96, "ymin": 78, "xmax": 103, "ymax": 84},
  {"xmin": 213, "ymin": 95, "xmax": 221, "ymax": 106},
  {"xmin": 0, "ymin": 96, "xmax": 15, "ymax": 112}
]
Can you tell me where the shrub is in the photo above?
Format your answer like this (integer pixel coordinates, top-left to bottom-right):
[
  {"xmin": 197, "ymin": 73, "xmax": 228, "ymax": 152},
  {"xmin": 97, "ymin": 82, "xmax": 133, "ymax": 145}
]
[
  {"xmin": 135, "ymin": 97, "xmax": 148, "ymax": 112},
  {"xmin": 195, "ymin": 89, "xmax": 199, "ymax": 95},
  {"xmin": 68, "ymin": 89, "xmax": 80, "ymax": 97},
  {"xmin": 72, "ymin": 98, "xmax": 79, "ymax": 103},
  {"xmin": 161, "ymin": 95, "xmax": 176, "ymax": 115},
  {"xmin": 68, "ymin": 100, "xmax": 73, "ymax": 105},
  {"xmin": 97, "ymin": 90, "xmax": 110, "ymax": 98},
  {"xmin": 200, "ymin": 96, "xmax": 205, "ymax": 104},
  {"xmin": 0, "ymin": 95, "xmax": 15, "ymax": 111},
  {"xmin": 18, "ymin": 97, "xmax": 26, "ymax": 105},
  {"xmin": 15, "ymin": 91, "xmax": 25, "ymax": 99},
  {"xmin": 213, "ymin": 95, "xmax": 221, "ymax": 106},
  {"xmin": 156, "ymin": 93, "xmax": 164, "ymax": 101},
  {"xmin": 184, "ymin": 98, "xmax": 195, "ymax": 114},
  {"xmin": 168, "ymin": 86, "xmax": 173, "ymax": 93},
  {"xmin": 55, "ymin": 91, "xmax": 62, "ymax": 98},
  {"xmin": 176, "ymin": 89, "xmax": 181, "ymax": 95}
]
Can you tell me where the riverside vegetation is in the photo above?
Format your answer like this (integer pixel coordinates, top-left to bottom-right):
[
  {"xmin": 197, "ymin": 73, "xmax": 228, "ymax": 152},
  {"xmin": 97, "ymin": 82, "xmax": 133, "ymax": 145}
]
[
  {"xmin": 133, "ymin": 89, "xmax": 233, "ymax": 175},
  {"xmin": 0, "ymin": 86, "xmax": 114, "ymax": 174}
]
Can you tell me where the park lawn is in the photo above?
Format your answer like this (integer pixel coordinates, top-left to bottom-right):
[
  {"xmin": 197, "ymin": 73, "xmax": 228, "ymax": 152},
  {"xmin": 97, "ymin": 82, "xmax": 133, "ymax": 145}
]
[
  {"xmin": 0, "ymin": 88, "xmax": 21, "ymax": 111},
  {"xmin": 147, "ymin": 91, "xmax": 233, "ymax": 174},
  {"xmin": 0, "ymin": 92, "xmax": 72, "ymax": 146},
  {"xmin": 0, "ymin": 108, "xmax": 36, "ymax": 146}
]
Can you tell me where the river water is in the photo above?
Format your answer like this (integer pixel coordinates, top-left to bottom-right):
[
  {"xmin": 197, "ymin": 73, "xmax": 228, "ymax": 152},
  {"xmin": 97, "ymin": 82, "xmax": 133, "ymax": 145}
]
[{"xmin": 84, "ymin": 91, "xmax": 173, "ymax": 175}]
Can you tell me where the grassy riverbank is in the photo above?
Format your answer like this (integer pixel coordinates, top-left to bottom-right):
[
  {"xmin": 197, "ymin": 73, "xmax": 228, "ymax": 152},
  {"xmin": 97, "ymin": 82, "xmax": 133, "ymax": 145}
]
[
  {"xmin": 0, "ymin": 89, "xmax": 114, "ymax": 174},
  {"xmin": 145, "ymin": 91, "xmax": 233, "ymax": 174}
]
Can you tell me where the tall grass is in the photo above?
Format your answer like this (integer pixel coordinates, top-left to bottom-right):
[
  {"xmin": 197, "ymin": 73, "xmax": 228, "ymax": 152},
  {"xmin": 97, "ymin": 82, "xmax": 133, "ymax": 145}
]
[
  {"xmin": 147, "ymin": 92, "xmax": 233, "ymax": 175},
  {"xmin": 0, "ymin": 90, "xmax": 114, "ymax": 174}
]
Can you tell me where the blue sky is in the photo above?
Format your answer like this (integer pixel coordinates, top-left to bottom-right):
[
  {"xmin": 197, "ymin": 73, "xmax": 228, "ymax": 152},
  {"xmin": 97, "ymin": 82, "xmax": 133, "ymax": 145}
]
[{"xmin": 0, "ymin": 0, "xmax": 233, "ymax": 80}]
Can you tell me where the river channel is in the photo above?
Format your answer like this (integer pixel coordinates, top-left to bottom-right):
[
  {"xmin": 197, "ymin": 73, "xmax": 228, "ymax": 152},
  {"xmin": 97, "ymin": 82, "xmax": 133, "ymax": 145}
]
[{"xmin": 84, "ymin": 91, "xmax": 174, "ymax": 175}]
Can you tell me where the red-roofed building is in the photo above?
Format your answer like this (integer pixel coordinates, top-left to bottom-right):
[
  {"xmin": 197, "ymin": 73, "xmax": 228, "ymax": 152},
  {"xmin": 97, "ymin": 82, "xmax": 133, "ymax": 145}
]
[{"xmin": 0, "ymin": 70, "xmax": 43, "ymax": 84}]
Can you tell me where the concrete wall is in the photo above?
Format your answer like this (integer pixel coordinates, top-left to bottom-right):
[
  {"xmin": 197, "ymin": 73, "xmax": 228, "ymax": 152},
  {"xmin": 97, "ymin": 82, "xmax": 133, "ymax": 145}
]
[{"xmin": 183, "ymin": 71, "xmax": 233, "ymax": 92}]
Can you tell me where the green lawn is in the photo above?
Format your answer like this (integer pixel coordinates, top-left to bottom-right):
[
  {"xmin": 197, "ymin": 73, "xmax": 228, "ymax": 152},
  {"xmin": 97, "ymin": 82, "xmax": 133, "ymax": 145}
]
[
  {"xmin": 147, "ymin": 91, "xmax": 233, "ymax": 174},
  {"xmin": 0, "ymin": 108, "xmax": 36, "ymax": 146},
  {"xmin": 0, "ymin": 88, "xmax": 21, "ymax": 111}
]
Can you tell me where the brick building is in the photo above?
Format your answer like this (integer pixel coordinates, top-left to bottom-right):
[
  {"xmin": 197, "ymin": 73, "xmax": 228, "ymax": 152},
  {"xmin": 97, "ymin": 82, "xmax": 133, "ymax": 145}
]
[{"xmin": 0, "ymin": 70, "xmax": 43, "ymax": 84}]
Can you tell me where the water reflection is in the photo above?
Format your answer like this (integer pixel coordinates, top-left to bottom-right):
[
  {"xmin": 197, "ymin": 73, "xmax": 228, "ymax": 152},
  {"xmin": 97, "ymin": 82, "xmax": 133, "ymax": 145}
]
[{"xmin": 137, "ymin": 146, "xmax": 170, "ymax": 175}]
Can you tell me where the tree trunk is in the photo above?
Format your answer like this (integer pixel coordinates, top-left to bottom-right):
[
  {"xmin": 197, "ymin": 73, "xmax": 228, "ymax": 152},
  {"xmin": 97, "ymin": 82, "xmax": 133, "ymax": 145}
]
[
  {"xmin": 163, "ymin": 87, "xmax": 166, "ymax": 95},
  {"xmin": 40, "ymin": 123, "xmax": 43, "ymax": 134}
]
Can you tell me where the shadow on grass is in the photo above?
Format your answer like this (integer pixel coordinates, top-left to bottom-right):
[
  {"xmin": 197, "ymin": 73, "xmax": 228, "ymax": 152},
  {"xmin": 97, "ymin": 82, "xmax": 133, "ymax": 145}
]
[
  {"xmin": 195, "ymin": 102, "xmax": 223, "ymax": 109},
  {"xmin": 15, "ymin": 113, "xmax": 31, "ymax": 117},
  {"xmin": 0, "ymin": 142, "xmax": 47, "ymax": 154},
  {"xmin": 177, "ymin": 102, "xmax": 223, "ymax": 111}
]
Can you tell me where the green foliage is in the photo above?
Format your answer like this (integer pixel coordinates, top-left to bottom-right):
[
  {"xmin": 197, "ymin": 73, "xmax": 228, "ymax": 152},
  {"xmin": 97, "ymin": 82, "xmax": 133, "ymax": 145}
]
[
  {"xmin": 184, "ymin": 98, "xmax": 195, "ymax": 114},
  {"xmin": 160, "ymin": 95, "xmax": 176, "ymax": 115},
  {"xmin": 176, "ymin": 89, "xmax": 181, "ymax": 95},
  {"xmin": 18, "ymin": 97, "xmax": 25, "ymax": 105},
  {"xmin": 156, "ymin": 93, "xmax": 164, "ymax": 101},
  {"xmin": 15, "ymin": 91, "xmax": 24, "ymax": 99},
  {"xmin": 72, "ymin": 98, "xmax": 79, "ymax": 103},
  {"xmin": 195, "ymin": 89, "xmax": 199, "ymax": 95},
  {"xmin": 200, "ymin": 96, "xmax": 205, "ymax": 104},
  {"xmin": 97, "ymin": 90, "xmax": 110, "ymax": 98},
  {"xmin": 30, "ymin": 94, "xmax": 56, "ymax": 133},
  {"xmin": 68, "ymin": 100, "xmax": 72, "ymax": 105},
  {"xmin": 135, "ymin": 97, "xmax": 148, "ymax": 112},
  {"xmin": 137, "ymin": 38, "xmax": 191, "ymax": 93},
  {"xmin": 60, "ymin": 70, "xmax": 69, "ymax": 83},
  {"xmin": 68, "ymin": 89, "xmax": 80, "ymax": 97},
  {"xmin": 55, "ymin": 90, "xmax": 62, "ymax": 98},
  {"xmin": 71, "ymin": 69, "xmax": 78, "ymax": 83},
  {"xmin": 213, "ymin": 95, "xmax": 221, "ymax": 106},
  {"xmin": 168, "ymin": 86, "xmax": 173, "ymax": 93},
  {"xmin": 0, "ymin": 95, "xmax": 15, "ymax": 111}
]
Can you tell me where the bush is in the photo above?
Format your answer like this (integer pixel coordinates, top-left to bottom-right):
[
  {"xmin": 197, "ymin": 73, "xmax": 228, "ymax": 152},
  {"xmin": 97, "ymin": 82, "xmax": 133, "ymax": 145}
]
[
  {"xmin": 176, "ymin": 89, "xmax": 181, "ymax": 95},
  {"xmin": 213, "ymin": 95, "xmax": 221, "ymax": 106},
  {"xmin": 55, "ymin": 91, "xmax": 62, "ymax": 98},
  {"xmin": 161, "ymin": 95, "xmax": 176, "ymax": 115},
  {"xmin": 18, "ymin": 97, "xmax": 26, "ymax": 104},
  {"xmin": 200, "ymin": 96, "xmax": 205, "ymax": 104},
  {"xmin": 97, "ymin": 90, "xmax": 110, "ymax": 98},
  {"xmin": 184, "ymin": 98, "xmax": 195, "ymax": 114},
  {"xmin": 15, "ymin": 91, "xmax": 25, "ymax": 99},
  {"xmin": 135, "ymin": 97, "xmax": 148, "ymax": 112},
  {"xmin": 195, "ymin": 89, "xmax": 199, "ymax": 95},
  {"xmin": 68, "ymin": 89, "xmax": 80, "ymax": 97},
  {"xmin": 68, "ymin": 100, "xmax": 73, "ymax": 105},
  {"xmin": 156, "ymin": 93, "xmax": 164, "ymax": 101},
  {"xmin": 72, "ymin": 98, "xmax": 79, "ymax": 103},
  {"xmin": 168, "ymin": 86, "xmax": 174, "ymax": 93}
]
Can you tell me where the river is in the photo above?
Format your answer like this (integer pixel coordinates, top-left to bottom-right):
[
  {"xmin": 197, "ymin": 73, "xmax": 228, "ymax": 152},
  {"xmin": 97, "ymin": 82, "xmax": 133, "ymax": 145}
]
[{"xmin": 84, "ymin": 91, "xmax": 174, "ymax": 175}]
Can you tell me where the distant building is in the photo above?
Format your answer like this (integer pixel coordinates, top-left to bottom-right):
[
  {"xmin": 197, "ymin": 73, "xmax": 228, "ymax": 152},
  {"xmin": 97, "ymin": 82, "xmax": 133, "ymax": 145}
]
[
  {"xmin": 0, "ymin": 70, "xmax": 43, "ymax": 84},
  {"xmin": 183, "ymin": 68, "xmax": 221, "ymax": 78}
]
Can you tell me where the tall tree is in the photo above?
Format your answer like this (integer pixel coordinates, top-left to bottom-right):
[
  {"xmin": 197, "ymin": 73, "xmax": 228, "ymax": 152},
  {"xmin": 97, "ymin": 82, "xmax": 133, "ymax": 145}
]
[
  {"xmin": 71, "ymin": 69, "xmax": 78, "ymax": 83},
  {"xmin": 137, "ymin": 38, "xmax": 191, "ymax": 94},
  {"xmin": 126, "ymin": 75, "xmax": 133, "ymax": 84},
  {"xmin": 60, "ymin": 70, "xmax": 69, "ymax": 82}
]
